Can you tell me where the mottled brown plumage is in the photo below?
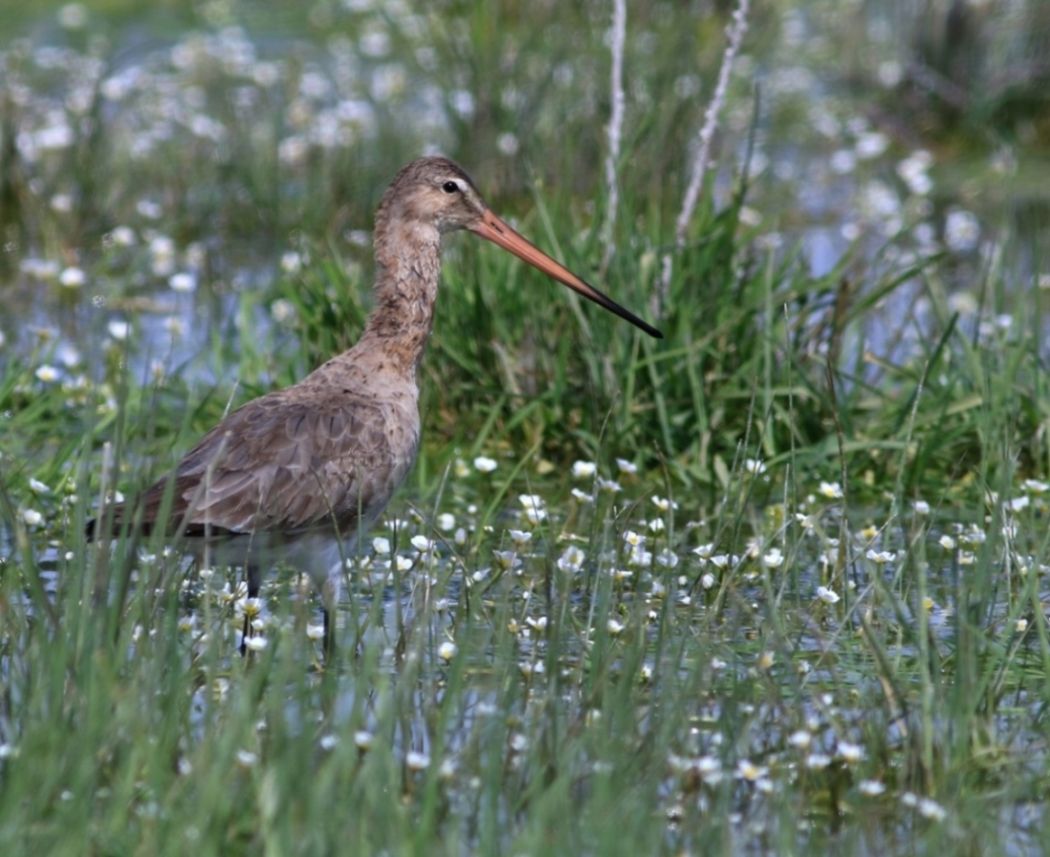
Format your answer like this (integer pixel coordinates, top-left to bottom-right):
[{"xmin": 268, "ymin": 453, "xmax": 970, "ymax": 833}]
[{"xmin": 90, "ymin": 155, "xmax": 661, "ymax": 652}]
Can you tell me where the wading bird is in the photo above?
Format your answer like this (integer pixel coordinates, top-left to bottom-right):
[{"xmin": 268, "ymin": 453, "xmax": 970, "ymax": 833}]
[{"xmin": 89, "ymin": 156, "xmax": 662, "ymax": 653}]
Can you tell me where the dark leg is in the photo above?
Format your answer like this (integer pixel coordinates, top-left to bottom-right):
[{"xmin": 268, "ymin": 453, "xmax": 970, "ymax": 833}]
[{"xmin": 240, "ymin": 564, "xmax": 261, "ymax": 657}]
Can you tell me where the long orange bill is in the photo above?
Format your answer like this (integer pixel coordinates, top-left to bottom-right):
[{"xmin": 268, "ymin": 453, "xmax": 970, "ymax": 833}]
[{"xmin": 468, "ymin": 209, "xmax": 663, "ymax": 339}]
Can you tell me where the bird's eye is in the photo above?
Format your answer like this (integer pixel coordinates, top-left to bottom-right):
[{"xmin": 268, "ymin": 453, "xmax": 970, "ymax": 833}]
[{"xmin": 442, "ymin": 180, "xmax": 460, "ymax": 194}]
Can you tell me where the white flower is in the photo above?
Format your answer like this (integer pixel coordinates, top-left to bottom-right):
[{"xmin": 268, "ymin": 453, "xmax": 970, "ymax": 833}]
[
  {"xmin": 837, "ymin": 740, "xmax": 864, "ymax": 762},
  {"xmin": 306, "ymin": 624, "xmax": 325, "ymax": 641},
  {"xmin": 406, "ymin": 751, "xmax": 430, "ymax": 771},
  {"xmin": 735, "ymin": 760, "xmax": 767, "ymax": 781},
  {"xmin": 571, "ymin": 460, "xmax": 596, "ymax": 479},
  {"xmin": 855, "ymin": 130, "xmax": 889, "ymax": 159},
  {"xmin": 411, "ymin": 535, "xmax": 436, "ymax": 554},
  {"xmin": 518, "ymin": 494, "xmax": 547, "ymax": 525},
  {"xmin": 557, "ymin": 545, "xmax": 585, "ymax": 573},
  {"xmin": 818, "ymin": 481, "xmax": 844, "ymax": 499},
  {"xmin": 244, "ymin": 635, "xmax": 268, "ymax": 652},
  {"xmin": 571, "ymin": 488, "xmax": 594, "ymax": 504},
  {"xmin": 806, "ymin": 752, "xmax": 832, "ymax": 769},
  {"xmin": 917, "ymin": 797, "xmax": 947, "ymax": 821},
  {"xmin": 615, "ymin": 458, "xmax": 637, "ymax": 475},
  {"xmin": 651, "ymin": 496, "xmax": 678, "ymax": 512},
  {"xmin": 22, "ymin": 508, "xmax": 44, "ymax": 527},
  {"xmin": 938, "ymin": 534, "xmax": 956, "ymax": 550},
  {"xmin": 945, "ymin": 209, "xmax": 980, "ymax": 252},
  {"xmin": 35, "ymin": 365, "xmax": 59, "ymax": 383},
  {"xmin": 473, "ymin": 456, "xmax": 498, "ymax": 473},
  {"xmin": 508, "ymin": 529, "xmax": 532, "ymax": 547},
  {"xmin": 235, "ymin": 749, "xmax": 258, "ymax": 768},
  {"xmin": 372, "ymin": 536, "xmax": 391, "ymax": 555},
  {"xmin": 29, "ymin": 478, "xmax": 50, "ymax": 494},
  {"xmin": 606, "ymin": 619, "xmax": 624, "ymax": 636},
  {"xmin": 865, "ymin": 549, "xmax": 896, "ymax": 564},
  {"xmin": 763, "ymin": 548, "xmax": 784, "ymax": 568},
  {"xmin": 744, "ymin": 458, "xmax": 766, "ymax": 474},
  {"xmin": 913, "ymin": 500, "xmax": 930, "ymax": 515},
  {"xmin": 280, "ymin": 251, "xmax": 303, "ymax": 273},
  {"xmin": 700, "ymin": 572, "xmax": 716, "ymax": 590},
  {"xmin": 858, "ymin": 779, "xmax": 885, "ymax": 796},
  {"xmin": 354, "ymin": 731, "xmax": 374, "ymax": 750},
  {"xmin": 816, "ymin": 586, "xmax": 840, "ymax": 605},
  {"xmin": 169, "ymin": 272, "xmax": 197, "ymax": 293},
  {"xmin": 59, "ymin": 267, "xmax": 85, "ymax": 288},
  {"xmin": 107, "ymin": 320, "xmax": 130, "ymax": 341},
  {"xmin": 437, "ymin": 640, "xmax": 457, "ymax": 662}
]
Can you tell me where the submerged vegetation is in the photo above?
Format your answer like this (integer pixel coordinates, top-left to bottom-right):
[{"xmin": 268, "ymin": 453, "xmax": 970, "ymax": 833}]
[{"xmin": 1, "ymin": 0, "xmax": 1049, "ymax": 854}]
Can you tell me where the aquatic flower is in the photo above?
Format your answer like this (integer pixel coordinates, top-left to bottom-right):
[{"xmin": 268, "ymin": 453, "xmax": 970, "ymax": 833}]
[
  {"xmin": 651, "ymin": 495, "xmax": 678, "ymax": 512},
  {"xmin": 29, "ymin": 478, "xmax": 50, "ymax": 494},
  {"xmin": 59, "ymin": 267, "xmax": 85, "ymax": 288},
  {"xmin": 270, "ymin": 299, "xmax": 296, "ymax": 324},
  {"xmin": 518, "ymin": 494, "xmax": 547, "ymax": 525},
  {"xmin": 855, "ymin": 130, "xmax": 889, "ymax": 159},
  {"xmin": 647, "ymin": 518, "xmax": 665, "ymax": 533},
  {"xmin": 571, "ymin": 460, "xmax": 596, "ymax": 479},
  {"xmin": 1016, "ymin": 619, "xmax": 1028, "ymax": 633},
  {"xmin": 235, "ymin": 749, "xmax": 258, "ymax": 768},
  {"xmin": 22, "ymin": 508, "xmax": 44, "ymax": 527},
  {"xmin": 615, "ymin": 458, "xmax": 638, "ymax": 475},
  {"xmin": 508, "ymin": 529, "xmax": 532, "ymax": 547},
  {"xmin": 244, "ymin": 635, "xmax": 268, "ymax": 652},
  {"xmin": 917, "ymin": 797, "xmax": 947, "ymax": 821},
  {"xmin": 473, "ymin": 455, "xmax": 497, "ymax": 473},
  {"xmin": 763, "ymin": 548, "xmax": 784, "ymax": 568},
  {"xmin": 169, "ymin": 272, "xmax": 197, "ymax": 293},
  {"xmin": 806, "ymin": 752, "xmax": 832, "ymax": 769},
  {"xmin": 557, "ymin": 545, "xmax": 586, "ymax": 573},
  {"xmin": 107, "ymin": 320, "xmax": 130, "ymax": 341},
  {"xmin": 700, "ymin": 572, "xmax": 716, "ymax": 590},
  {"xmin": 411, "ymin": 535, "xmax": 436, "ymax": 554},
  {"xmin": 865, "ymin": 549, "xmax": 896, "ymax": 564},
  {"xmin": 571, "ymin": 488, "xmax": 594, "ymax": 504},
  {"xmin": 938, "ymin": 534, "xmax": 956, "ymax": 550},
  {"xmin": 735, "ymin": 759, "xmax": 767, "ymax": 782},
  {"xmin": 656, "ymin": 549, "xmax": 679, "ymax": 568},
  {"xmin": 744, "ymin": 458, "xmax": 767, "ymax": 475},
  {"xmin": 624, "ymin": 530, "xmax": 645, "ymax": 547},
  {"xmin": 437, "ymin": 640, "xmax": 457, "ymax": 662},
  {"xmin": 858, "ymin": 779, "xmax": 886, "ymax": 796},
  {"xmin": 526, "ymin": 615, "xmax": 548, "ymax": 631},
  {"xmin": 837, "ymin": 740, "xmax": 864, "ymax": 763},
  {"xmin": 306, "ymin": 624, "xmax": 325, "ymax": 641},
  {"xmin": 818, "ymin": 481, "xmax": 844, "ymax": 499},
  {"xmin": 607, "ymin": 619, "xmax": 624, "ymax": 636},
  {"xmin": 372, "ymin": 536, "xmax": 391, "ymax": 554},
  {"xmin": 35, "ymin": 365, "xmax": 59, "ymax": 383},
  {"xmin": 1023, "ymin": 479, "xmax": 1049, "ymax": 494},
  {"xmin": 354, "ymin": 731, "xmax": 374, "ymax": 751},
  {"xmin": 816, "ymin": 586, "xmax": 840, "ymax": 605},
  {"xmin": 913, "ymin": 500, "xmax": 930, "ymax": 515},
  {"xmin": 945, "ymin": 209, "xmax": 980, "ymax": 252}
]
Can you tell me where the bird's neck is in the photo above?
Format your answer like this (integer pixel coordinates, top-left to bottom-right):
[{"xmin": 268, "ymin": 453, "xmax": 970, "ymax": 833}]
[{"xmin": 358, "ymin": 219, "xmax": 442, "ymax": 375}]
